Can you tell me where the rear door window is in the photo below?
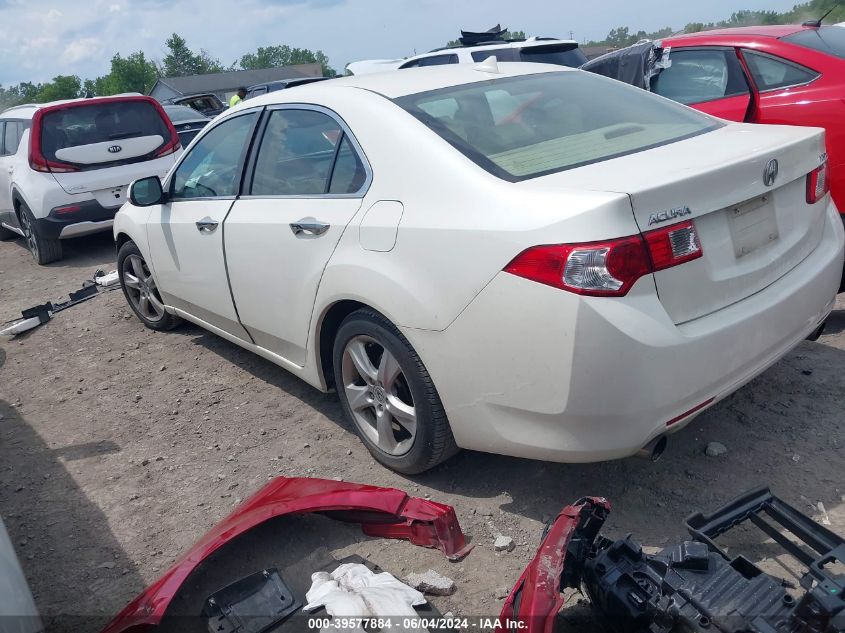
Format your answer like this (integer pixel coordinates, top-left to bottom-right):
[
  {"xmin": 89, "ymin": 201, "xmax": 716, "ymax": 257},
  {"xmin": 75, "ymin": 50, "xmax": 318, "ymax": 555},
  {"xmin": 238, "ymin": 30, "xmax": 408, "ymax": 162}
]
[
  {"xmin": 400, "ymin": 54, "xmax": 459, "ymax": 68},
  {"xmin": 41, "ymin": 99, "xmax": 172, "ymax": 169},
  {"xmin": 782, "ymin": 26, "xmax": 845, "ymax": 60},
  {"xmin": 742, "ymin": 50, "xmax": 819, "ymax": 91},
  {"xmin": 652, "ymin": 49, "xmax": 750, "ymax": 105},
  {"xmin": 2, "ymin": 121, "xmax": 25, "ymax": 156},
  {"xmin": 471, "ymin": 48, "xmax": 519, "ymax": 62},
  {"xmin": 250, "ymin": 109, "xmax": 345, "ymax": 196}
]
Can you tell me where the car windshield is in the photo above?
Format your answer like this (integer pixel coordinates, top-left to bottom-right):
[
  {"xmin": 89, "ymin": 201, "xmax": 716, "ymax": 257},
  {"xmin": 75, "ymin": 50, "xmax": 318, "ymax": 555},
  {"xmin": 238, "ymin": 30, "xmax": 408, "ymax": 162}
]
[
  {"xmin": 782, "ymin": 26, "xmax": 845, "ymax": 60},
  {"xmin": 394, "ymin": 71, "xmax": 721, "ymax": 181}
]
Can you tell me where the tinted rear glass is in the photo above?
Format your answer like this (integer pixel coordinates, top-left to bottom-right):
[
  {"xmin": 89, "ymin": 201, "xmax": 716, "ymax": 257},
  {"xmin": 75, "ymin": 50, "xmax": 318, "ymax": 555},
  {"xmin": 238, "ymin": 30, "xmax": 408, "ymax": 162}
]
[
  {"xmin": 41, "ymin": 100, "xmax": 170, "ymax": 164},
  {"xmin": 395, "ymin": 71, "xmax": 720, "ymax": 181},
  {"xmin": 783, "ymin": 26, "xmax": 845, "ymax": 59},
  {"xmin": 519, "ymin": 43, "xmax": 588, "ymax": 67},
  {"xmin": 164, "ymin": 105, "xmax": 208, "ymax": 122}
]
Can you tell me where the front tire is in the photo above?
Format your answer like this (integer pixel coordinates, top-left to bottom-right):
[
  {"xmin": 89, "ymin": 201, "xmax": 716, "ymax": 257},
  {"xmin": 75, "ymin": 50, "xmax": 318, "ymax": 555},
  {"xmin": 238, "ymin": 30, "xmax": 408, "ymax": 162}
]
[
  {"xmin": 332, "ymin": 309, "xmax": 458, "ymax": 474},
  {"xmin": 117, "ymin": 240, "xmax": 181, "ymax": 331},
  {"xmin": 19, "ymin": 204, "xmax": 62, "ymax": 264}
]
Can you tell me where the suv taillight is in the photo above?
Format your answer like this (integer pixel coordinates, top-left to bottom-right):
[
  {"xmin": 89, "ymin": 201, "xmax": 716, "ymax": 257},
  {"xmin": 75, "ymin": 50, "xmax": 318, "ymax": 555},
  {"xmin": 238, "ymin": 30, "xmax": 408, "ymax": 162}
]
[
  {"xmin": 806, "ymin": 160, "xmax": 829, "ymax": 204},
  {"xmin": 504, "ymin": 221, "xmax": 702, "ymax": 297},
  {"xmin": 29, "ymin": 107, "xmax": 79, "ymax": 173}
]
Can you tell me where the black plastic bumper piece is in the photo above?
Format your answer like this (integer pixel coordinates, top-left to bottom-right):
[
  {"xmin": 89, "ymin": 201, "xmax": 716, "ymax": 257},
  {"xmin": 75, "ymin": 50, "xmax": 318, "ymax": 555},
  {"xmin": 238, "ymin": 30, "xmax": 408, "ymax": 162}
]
[
  {"xmin": 32, "ymin": 199, "xmax": 118, "ymax": 239},
  {"xmin": 581, "ymin": 486, "xmax": 844, "ymax": 633}
]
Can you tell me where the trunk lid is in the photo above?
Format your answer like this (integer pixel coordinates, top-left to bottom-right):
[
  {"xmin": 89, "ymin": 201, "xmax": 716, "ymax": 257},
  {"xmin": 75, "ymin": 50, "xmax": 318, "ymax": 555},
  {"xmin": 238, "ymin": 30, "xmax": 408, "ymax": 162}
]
[
  {"xmin": 50, "ymin": 157, "xmax": 177, "ymax": 208},
  {"xmin": 520, "ymin": 123, "xmax": 829, "ymax": 323}
]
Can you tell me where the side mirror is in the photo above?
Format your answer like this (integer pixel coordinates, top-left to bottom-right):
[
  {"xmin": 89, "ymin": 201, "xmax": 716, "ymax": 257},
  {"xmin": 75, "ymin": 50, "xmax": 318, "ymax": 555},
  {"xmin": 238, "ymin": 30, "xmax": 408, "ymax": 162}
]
[{"xmin": 129, "ymin": 176, "xmax": 165, "ymax": 207}]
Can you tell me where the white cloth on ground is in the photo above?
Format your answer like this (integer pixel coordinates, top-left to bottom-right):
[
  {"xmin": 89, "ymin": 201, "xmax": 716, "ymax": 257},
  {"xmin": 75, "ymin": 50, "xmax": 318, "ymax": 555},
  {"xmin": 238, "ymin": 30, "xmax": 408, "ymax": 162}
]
[{"xmin": 304, "ymin": 563, "xmax": 427, "ymax": 633}]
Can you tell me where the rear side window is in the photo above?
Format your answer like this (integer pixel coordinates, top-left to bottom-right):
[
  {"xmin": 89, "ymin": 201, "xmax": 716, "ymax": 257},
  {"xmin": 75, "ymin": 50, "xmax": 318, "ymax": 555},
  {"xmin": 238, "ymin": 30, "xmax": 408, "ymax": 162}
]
[
  {"xmin": 471, "ymin": 48, "xmax": 519, "ymax": 62},
  {"xmin": 41, "ymin": 100, "xmax": 171, "ymax": 168},
  {"xmin": 396, "ymin": 71, "xmax": 720, "ymax": 181},
  {"xmin": 783, "ymin": 26, "xmax": 845, "ymax": 60},
  {"xmin": 250, "ymin": 109, "xmax": 366, "ymax": 196},
  {"xmin": 400, "ymin": 54, "xmax": 459, "ymax": 68},
  {"xmin": 652, "ymin": 49, "xmax": 749, "ymax": 105},
  {"xmin": 743, "ymin": 51, "xmax": 819, "ymax": 91},
  {"xmin": 2, "ymin": 121, "xmax": 26, "ymax": 156},
  {"xmin": 519, "ymin": 43, "xmax": 588, "ymax": 68}
]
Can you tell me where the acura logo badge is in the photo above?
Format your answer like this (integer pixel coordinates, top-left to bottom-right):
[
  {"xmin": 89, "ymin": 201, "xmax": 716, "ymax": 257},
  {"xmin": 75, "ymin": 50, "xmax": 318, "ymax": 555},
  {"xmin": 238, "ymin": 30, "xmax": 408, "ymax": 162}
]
[
  {"xmin": 763, "ymin": 159, "xmax": 778, "ymax": 187},
  {"xmin": 108, "ymin": 145, "xmax": 123, "ymax": 154}
]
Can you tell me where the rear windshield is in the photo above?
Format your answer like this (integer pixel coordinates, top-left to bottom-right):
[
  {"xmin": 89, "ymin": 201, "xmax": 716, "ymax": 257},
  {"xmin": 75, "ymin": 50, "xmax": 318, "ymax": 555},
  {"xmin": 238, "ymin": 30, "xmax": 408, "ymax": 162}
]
[
  {"xmin": 164, "ymin": 105, "xmax": 208, "ymax": 122},
  {"xmin": 41, "ymin": 100, "xmax": 170, "ymax": 164},
  {"xmin": 394, "ymin": 71, "xmax": 721, "ymax": 181},
  {"xmin": 783, "ymin": 26, "xmax": 845, "ymax": 60}
]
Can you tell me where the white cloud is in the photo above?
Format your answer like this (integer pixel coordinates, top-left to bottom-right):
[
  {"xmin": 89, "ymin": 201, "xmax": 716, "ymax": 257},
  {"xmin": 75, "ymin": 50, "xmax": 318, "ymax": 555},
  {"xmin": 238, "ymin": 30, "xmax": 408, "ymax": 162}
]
[
  {"xmin": 109, "ymin": 4, "xmax": 121, "ymax": 12},
  {"xmin": 45, "ymin": 7, "xmax": 62, "ymax": 19},
  {"xmin": 64, "ymin": 37, "xmax": 103, "ymax": 63}
]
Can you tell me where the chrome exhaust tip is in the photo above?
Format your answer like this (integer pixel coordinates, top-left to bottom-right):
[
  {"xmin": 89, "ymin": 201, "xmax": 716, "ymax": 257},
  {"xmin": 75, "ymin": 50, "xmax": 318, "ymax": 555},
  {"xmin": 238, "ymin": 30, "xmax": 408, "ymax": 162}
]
[{"xmin": 636, "ymin": 435, "xmax": 668, "ymax": 462}]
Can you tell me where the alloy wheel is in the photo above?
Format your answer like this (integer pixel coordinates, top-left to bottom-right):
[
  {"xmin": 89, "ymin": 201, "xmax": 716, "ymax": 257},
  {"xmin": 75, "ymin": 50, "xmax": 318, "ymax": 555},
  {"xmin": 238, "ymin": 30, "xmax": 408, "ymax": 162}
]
[
  {"xmin": 122, "ymin": 254, "xmax": 166, "ymax": 322},
  {"xmin": 19, "ymin": 211, "xmax": 38, "ymax": 259},
  {"xmin": 341, "ymin": 335, "xmax": 417, "ymax": 456}
]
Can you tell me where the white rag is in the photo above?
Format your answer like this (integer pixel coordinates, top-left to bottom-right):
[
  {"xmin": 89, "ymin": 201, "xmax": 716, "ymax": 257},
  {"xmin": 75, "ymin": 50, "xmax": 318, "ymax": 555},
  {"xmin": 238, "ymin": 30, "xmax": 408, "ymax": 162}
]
[{"xmin": 305, "ymin": 563, "xmax": 427, "ymax": 633}]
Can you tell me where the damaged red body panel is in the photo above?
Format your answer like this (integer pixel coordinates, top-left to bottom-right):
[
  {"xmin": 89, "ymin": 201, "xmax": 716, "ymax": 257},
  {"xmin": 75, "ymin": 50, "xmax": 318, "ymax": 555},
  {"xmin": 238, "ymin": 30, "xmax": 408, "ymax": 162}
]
[
  {"xmin": 498, "ymin": 497, "xmax": 611, "ymax": 633},
  {"xmin": 101, "ymin": 477, "xmax": 472, "ymax": 633}
]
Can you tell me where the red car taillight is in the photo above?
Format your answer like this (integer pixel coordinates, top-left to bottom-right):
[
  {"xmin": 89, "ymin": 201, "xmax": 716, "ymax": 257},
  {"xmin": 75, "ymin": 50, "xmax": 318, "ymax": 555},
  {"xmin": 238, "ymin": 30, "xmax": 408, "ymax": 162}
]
[
  {"xmin": 504, "ymin": 221, "xmax": 702, "ymax": 297},
  {"xmin": 806, "ymin": 160, "xmax": 830, "ymax": 204}
]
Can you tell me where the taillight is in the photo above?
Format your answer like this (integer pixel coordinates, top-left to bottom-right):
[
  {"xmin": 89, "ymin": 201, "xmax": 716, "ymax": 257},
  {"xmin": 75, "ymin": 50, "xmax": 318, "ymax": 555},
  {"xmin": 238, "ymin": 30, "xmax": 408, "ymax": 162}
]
[
  {"xmin": 504, "ymin": 221, "xmax": 702, "ymax": 297},
  {"xmin": 643, "ymin": 220, "xmax": 702, "ymax": 271},
  {"xmin": 806, "ymin": 160, "xmax": 829, "ymax": 204},
  {"xmin": 28, "ymin": 107, "xmax": 79, "ymax": 173},
  {"xmin": 52, "ymin": 204, "xmax": 82, "ymax": 215}
]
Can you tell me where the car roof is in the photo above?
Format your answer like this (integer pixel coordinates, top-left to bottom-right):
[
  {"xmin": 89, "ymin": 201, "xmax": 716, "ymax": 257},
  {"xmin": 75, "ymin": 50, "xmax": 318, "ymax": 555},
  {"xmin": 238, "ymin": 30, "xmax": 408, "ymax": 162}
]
[
  {"xmin": 1, "ymin": 93, "xmax": 148, "ymax": 119},
  {"xmin": 666, "ymin": 24, "xmax": 813, "ymax": 41},
  {"xmin": 242, "ymin": 61, "xmax": 570, "ymax": 104}
]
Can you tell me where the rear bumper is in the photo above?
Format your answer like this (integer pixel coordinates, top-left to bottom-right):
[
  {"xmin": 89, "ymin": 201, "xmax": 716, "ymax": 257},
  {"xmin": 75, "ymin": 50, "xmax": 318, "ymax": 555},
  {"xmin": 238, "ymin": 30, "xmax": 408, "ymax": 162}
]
[
  {"xmin": 405, "ymin": 201, "xmax": 844, "ymax": 463},
  {"xmin": 33, "ymin": 199, "xmax": 118, "ymax": 240}
]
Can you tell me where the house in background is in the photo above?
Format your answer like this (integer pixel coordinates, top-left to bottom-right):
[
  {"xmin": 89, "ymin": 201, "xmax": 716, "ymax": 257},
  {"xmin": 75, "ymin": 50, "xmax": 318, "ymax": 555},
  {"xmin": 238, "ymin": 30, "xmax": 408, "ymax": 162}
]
[{"xmin": 148, "ymin": 63, "xmax": 323, "ymax": 104}]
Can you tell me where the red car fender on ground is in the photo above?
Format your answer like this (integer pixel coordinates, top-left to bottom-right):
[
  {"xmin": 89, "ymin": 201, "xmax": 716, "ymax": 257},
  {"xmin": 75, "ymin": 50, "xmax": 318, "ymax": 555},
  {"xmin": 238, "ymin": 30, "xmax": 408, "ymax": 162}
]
[
  {"xmin": 101, "ymin": 477, "xmax": 473, "ymax": 633},
  {"xmin": 497, "ymin": 497, "xmax": 610, "ymax": 633}
]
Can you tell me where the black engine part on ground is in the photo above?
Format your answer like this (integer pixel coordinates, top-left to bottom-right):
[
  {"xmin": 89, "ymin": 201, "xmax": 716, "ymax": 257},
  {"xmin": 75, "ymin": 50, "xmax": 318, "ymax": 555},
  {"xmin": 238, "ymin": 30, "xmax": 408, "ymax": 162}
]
[{"xmin": 577, "ymin": 486, "xmax": 844, "ymax": 632}]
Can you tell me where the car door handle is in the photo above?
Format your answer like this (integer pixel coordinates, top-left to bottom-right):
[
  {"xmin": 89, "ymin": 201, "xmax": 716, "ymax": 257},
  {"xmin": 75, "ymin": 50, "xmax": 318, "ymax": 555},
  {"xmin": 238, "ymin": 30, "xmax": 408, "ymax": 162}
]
[
  {"xmin": 195, "ymin": 218, "xmax": 219, "ymax": 234},
  {"xmin": 290, "ymin": 219, "xmax": 330, "ymax": 237}
]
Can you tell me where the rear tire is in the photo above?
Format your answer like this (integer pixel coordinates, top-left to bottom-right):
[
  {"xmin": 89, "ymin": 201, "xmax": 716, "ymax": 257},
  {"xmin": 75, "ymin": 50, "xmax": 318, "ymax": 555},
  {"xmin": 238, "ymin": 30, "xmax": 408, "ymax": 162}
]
[
  {"xmin": 117, "ymin": 240, "xmax": 181, "ymax": 331},
  {"xmin": 18, "ymin": 204, "xmax": 62, "ymax": 265},
  {"xmin": 332, "ymin": 308, "xmax": 458, "ymax": 474}
]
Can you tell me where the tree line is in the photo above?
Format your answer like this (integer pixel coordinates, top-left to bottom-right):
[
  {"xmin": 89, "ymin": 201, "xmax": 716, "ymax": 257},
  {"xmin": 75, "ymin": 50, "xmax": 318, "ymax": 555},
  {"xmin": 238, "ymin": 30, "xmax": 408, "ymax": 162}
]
[
  {"xmin": 587, "ymin": 0, "xmax": 844, "ymax": 49},
  {"xmin": 0, "ymin": 33, "xmax": 336, "ymax": 110}
]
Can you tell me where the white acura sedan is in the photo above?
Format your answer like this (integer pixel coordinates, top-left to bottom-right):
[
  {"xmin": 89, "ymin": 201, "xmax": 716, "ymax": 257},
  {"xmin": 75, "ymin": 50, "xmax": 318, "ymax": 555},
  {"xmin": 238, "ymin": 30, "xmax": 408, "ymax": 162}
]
[{"xmin": 114, "ymin": 61, "xmax": 843, "ymax": 473}]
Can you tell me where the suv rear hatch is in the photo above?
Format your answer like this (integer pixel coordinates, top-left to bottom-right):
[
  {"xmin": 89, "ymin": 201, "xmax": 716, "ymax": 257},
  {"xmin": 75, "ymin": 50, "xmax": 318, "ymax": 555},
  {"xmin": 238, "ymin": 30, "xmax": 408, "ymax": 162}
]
[
  {"xmin": 522, "ymin": 123, "xmax": 830, "ymax": 323},
  {"xmin": 31, "ymin": 96, "xmax": 179, "ymax": 204}
]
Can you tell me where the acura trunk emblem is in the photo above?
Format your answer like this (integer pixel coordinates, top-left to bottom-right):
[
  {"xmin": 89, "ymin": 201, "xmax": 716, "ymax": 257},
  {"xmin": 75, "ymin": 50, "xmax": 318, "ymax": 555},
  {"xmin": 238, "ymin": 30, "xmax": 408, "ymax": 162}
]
[
  {"xmin": 108, "ymin": 145, "xmax": 123, "ymax": 154},
  {"xmin": 763, "ymin": 159, "xmax": 778, "ymax": 187}
]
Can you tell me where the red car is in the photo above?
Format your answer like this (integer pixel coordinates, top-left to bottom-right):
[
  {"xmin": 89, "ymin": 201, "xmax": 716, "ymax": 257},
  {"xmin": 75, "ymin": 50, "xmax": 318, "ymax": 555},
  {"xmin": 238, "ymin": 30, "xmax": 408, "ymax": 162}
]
[{"xmin": 650, "ymin": 25, "xmax": 845, "ymax": 216}]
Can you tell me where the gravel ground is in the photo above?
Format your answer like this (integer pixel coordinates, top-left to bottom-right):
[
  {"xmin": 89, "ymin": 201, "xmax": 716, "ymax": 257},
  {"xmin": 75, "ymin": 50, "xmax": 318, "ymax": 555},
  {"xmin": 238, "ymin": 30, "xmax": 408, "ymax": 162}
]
[{"xmin": 0, "ymin": 232, "xmax": 843, "ymax": 632}]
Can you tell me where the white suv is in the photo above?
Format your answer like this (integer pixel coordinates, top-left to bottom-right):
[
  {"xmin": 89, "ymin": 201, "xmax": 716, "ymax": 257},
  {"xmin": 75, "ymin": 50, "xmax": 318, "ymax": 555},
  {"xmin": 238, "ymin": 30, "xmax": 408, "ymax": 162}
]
[
  {"xmin": 346, "ymin": 36, "xmax": 587, "ymax": 75},
  {"xmin": 0, "ymin": 95, "xmax": 180, "ymax": 264}
]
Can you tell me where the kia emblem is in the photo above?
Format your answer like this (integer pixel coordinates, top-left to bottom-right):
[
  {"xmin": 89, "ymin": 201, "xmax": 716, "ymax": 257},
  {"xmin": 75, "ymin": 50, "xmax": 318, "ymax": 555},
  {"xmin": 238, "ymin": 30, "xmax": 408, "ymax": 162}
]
[
  {"xmin": 763, "ymin": 159, "xmax": 778, "ymax": 187},
  {"xmin": 108, "ymin": 145, "xmax": 123, "ymax": 154}
]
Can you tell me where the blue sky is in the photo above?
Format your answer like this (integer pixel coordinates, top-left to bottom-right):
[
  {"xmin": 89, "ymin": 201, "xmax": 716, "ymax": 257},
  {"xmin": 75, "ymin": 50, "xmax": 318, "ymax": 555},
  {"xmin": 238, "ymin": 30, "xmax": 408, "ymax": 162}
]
[{"xmin": 0, "ymin": 0, "xmax": 805, "ymax": 85}]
